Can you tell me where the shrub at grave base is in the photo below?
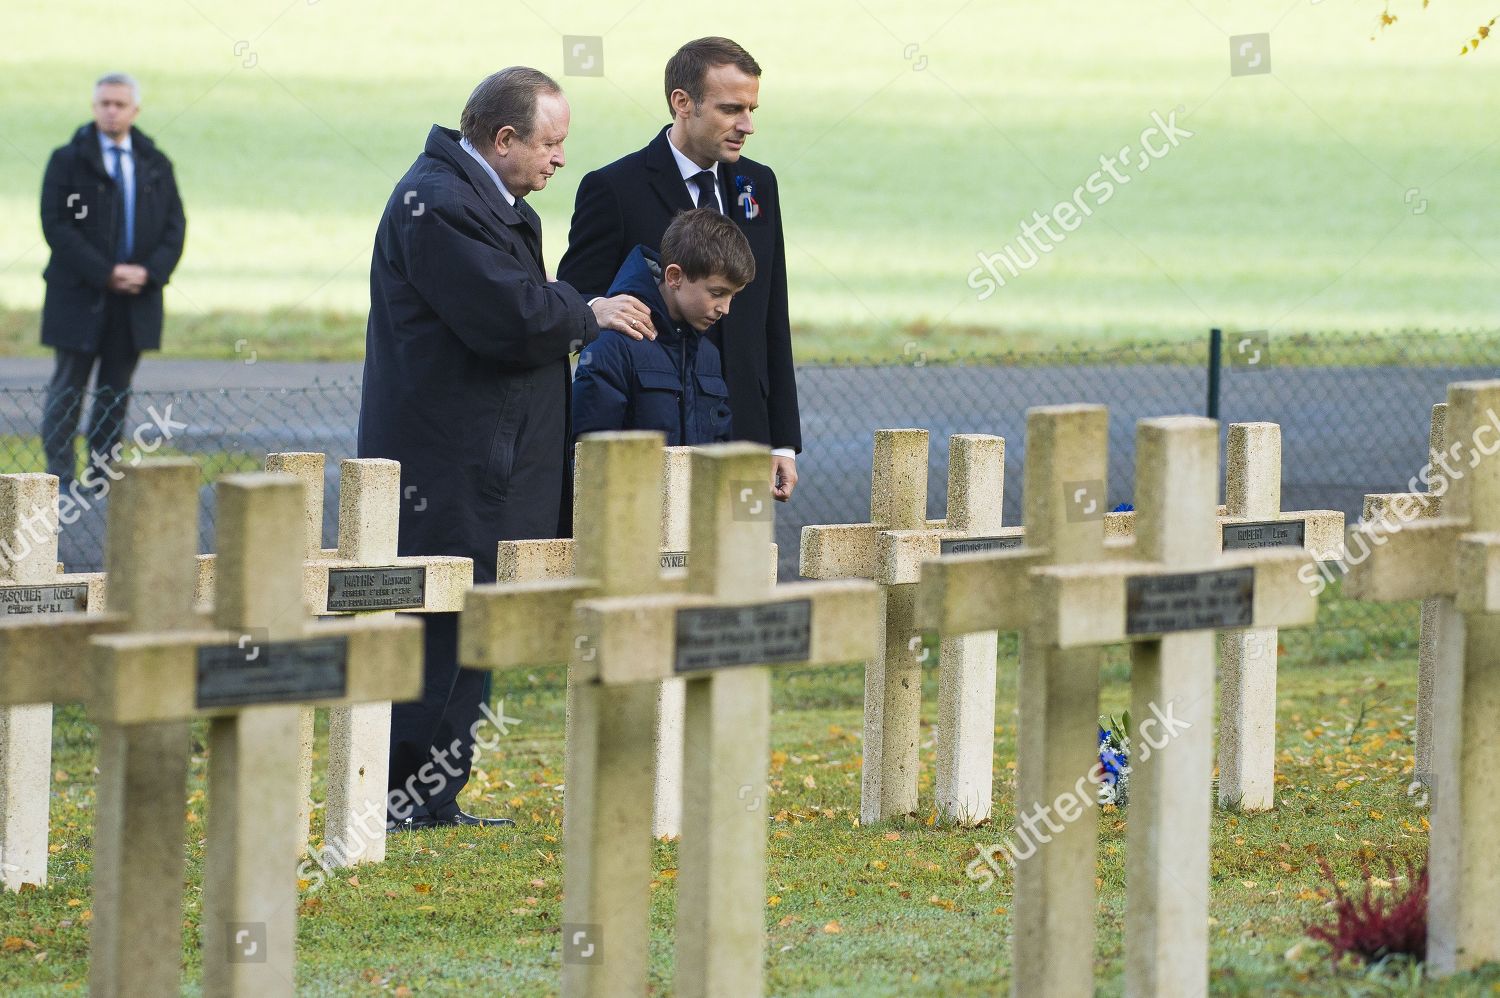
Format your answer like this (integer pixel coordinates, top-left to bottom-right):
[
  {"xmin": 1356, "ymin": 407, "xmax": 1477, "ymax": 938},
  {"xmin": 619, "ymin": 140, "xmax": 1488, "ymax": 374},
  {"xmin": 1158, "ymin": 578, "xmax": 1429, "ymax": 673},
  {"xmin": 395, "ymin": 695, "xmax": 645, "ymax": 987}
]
[{"xmin": 1304, "ymin": 857, "xmax": 1428, "ymax": 966}]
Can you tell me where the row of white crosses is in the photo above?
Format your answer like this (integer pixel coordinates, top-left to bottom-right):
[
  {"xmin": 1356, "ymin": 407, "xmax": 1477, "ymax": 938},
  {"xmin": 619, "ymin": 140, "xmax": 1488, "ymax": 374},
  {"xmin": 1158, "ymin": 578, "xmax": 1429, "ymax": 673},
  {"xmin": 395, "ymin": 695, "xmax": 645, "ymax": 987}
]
[
  {"xmin": 195, "ymin": 453, "xmax": 470, "ymax": 867},
  {"xmin": 492, "ymin": 445, "xmax": 776, "ymax": 839},
  {"xmin": 1346, "ymin": 380, "xmax": 1500, "ymax": 976},
  {"xmin": 460, "ymin": 433, "xmax": 878, "ymax": 998},
  {"xmin": 0, "ymin": 460, "xmax": 423, "ymax": 996},
  {"xmin": 800, "ymin": 423, "xmax": 1339, "ymax": 826},
  {"xmin": 917, "ymin": 406, "xmax": 1321, "ymax": 996}
]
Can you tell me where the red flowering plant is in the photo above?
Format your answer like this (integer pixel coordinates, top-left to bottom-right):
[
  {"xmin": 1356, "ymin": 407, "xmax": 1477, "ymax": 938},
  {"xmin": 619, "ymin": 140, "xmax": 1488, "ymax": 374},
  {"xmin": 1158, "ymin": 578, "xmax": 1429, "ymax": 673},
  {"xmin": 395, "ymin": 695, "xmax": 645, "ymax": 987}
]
[{"xmin": 1305, "ymin": 856, "xmax": 1427, "ymax": 967}]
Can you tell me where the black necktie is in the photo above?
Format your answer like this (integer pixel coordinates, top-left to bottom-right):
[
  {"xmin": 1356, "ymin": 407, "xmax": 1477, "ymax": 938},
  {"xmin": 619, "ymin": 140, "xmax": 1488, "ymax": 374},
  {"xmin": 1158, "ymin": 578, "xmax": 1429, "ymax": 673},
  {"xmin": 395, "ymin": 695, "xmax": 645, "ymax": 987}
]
[{"xmin": 692, "ymin": 170, "xmax": 720, "ymax": 213}]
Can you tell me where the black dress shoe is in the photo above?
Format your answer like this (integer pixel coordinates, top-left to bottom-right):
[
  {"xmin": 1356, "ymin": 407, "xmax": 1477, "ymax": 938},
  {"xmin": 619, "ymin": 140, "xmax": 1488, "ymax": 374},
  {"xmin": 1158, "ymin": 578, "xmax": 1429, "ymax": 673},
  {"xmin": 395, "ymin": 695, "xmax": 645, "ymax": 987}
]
[{"xmin": 430, "ymin": 809, "xmax": 516, "ymax": 828}]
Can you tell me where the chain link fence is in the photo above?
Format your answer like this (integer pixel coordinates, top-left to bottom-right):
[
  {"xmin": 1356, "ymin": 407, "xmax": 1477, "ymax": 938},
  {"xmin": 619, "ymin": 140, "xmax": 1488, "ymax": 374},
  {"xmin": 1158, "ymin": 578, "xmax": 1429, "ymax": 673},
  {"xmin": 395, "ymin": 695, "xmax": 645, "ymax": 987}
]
[{"xmin": 4, "ymin": 328, "xmax": 1492, "ymax": 678}]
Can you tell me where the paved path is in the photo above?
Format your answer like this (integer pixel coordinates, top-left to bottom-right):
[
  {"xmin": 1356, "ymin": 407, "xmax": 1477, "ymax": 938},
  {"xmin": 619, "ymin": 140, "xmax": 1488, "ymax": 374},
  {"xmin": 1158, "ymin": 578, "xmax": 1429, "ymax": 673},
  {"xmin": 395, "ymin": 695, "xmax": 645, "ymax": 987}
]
[{"xmin": 3, "ymin": 359, "xmax": 1491, "ymax": 574}]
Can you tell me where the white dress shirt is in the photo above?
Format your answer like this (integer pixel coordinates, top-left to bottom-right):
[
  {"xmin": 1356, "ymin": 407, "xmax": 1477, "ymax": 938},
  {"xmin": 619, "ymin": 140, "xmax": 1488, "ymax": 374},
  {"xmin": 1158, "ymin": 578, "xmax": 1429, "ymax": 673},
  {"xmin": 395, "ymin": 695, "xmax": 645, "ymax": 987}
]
[{"xmin": 666, "ymin": 133, "xmax": 724, "ymax": 212}]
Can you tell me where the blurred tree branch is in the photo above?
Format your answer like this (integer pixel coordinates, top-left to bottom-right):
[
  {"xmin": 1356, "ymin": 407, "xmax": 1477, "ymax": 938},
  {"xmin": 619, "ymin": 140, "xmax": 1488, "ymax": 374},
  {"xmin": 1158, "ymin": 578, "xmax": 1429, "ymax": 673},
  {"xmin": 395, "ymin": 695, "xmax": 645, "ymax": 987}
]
[{"xmin": 1375, "ymin": 2, "xmax": 1496, "ymax": 53}]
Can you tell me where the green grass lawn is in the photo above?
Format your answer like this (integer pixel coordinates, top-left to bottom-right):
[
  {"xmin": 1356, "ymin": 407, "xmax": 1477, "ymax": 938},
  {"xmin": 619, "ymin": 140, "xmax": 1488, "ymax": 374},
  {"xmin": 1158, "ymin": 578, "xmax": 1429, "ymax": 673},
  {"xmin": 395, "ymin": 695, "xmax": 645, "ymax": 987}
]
[
  {"xmin": 2, "ymin": 2, "xmax": 1498, "ymax": 365},
  {"xmin": 3, "ymin": 587, "xmax": 1497, "ymax": 995}
]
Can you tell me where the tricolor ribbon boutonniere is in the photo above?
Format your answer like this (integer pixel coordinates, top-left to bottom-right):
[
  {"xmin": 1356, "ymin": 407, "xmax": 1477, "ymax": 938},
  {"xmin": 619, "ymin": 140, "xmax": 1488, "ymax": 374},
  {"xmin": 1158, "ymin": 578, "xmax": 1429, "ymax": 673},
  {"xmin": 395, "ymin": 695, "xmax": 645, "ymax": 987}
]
[{"xmin": 733, "ymin": 175, "xmax": 761, "ymax": 221}]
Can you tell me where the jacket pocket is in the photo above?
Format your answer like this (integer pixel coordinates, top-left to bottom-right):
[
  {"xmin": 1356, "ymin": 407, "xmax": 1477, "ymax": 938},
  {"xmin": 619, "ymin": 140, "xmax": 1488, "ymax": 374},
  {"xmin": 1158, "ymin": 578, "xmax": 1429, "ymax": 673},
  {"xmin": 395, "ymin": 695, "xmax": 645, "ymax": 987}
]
[
  {"xmin": 695, "ymin": 372, "xmax": 732, "ymax": 441},
  {"xmin": 636, "ymin": 369, "xmax": 682, "ymax": 393},
  {"xmin": 482, "ymin": 380, "xmax": 530, "ymax": 500}
]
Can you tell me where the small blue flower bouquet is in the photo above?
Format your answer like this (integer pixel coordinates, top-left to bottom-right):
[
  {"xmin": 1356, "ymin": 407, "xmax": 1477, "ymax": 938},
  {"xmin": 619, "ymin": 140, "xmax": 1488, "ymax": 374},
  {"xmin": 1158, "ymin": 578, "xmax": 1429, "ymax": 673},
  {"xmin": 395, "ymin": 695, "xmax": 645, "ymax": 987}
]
[{"xmin": 1098, "ymin": 712, "xmax": 1131, "ymax": 807}]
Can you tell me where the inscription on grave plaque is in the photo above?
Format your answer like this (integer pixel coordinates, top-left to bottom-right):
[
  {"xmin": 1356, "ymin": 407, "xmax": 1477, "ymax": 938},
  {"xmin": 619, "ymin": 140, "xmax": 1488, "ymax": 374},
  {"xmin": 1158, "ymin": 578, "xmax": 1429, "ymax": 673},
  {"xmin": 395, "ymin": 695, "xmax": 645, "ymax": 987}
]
[
  {"xmin": 940, "ymin": 535, "xmax": 1024, "ymax": 556},
  {"xmin": 1222, "ymin": 518, "xmax": 1305, "ymax": 552},
  {"xmin": 660, "ymin": 550, "xmax": 689, "ymax": 571},
  {"xmin": 196, "ymin": 635, "xmax": 349, "ymax": 708},
  {"xmin": 326, "ymin": 565, "xmax": 426, "ymax": 612},
  {"xmin": 1126, "ymin": 567, "xmax": 1254, "ymax": 636},
  {"xmin": 0, "ymin": 583, "xmax": 86, "ymax": 616},
  {"xmin": 674, "ymin": 599, "xmax": 812, "ymax": 673}
]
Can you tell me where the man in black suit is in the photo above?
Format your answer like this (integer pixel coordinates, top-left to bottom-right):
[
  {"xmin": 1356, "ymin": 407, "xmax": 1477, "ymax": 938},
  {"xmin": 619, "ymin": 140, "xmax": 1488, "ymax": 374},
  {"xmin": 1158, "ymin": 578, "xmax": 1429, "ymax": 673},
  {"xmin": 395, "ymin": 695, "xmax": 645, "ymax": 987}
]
[
  {"xmin": 360, "ymin": 67, "xmax": 654, "ymax": 829},
  {"xmin": 559, "ymin": 36, "xmax": 802, "ymax": 501},
  {"xmin": 39, "ymin": 72, "xmax": 186, "ymax": 490}
]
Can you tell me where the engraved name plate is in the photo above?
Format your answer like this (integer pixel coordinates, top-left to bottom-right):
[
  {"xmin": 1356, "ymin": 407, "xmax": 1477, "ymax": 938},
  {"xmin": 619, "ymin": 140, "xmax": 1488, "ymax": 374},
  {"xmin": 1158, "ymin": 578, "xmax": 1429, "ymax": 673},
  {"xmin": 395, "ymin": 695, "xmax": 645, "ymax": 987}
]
[
  {"xmin": 1126, "ymin": 567, "xmax": 1254, "ymax": 636},
  {"xmin": 674, "ymin": 599, "xmax": 812, "ymax": 673},
  {"xmin": 1222, "ymin": 519, "xmax": 1305, "ymax": 552},
  {"xmin": 197, "ymin": 635, "xmax": 349, "ymax": 708},
  {"xmin": 326, "ymin": 566, "xmax": 426, "ymax": 612},
  {"xmin": 0, "ymin": 583, "xmax": 87, "ymax": 616},
  {"xmin": 660, "ymin": 550, "xmax": 689, "ymax": 570},
  {"xmin": 940, "ymin": 535, "xmax": 1024, "ymax": 556}
]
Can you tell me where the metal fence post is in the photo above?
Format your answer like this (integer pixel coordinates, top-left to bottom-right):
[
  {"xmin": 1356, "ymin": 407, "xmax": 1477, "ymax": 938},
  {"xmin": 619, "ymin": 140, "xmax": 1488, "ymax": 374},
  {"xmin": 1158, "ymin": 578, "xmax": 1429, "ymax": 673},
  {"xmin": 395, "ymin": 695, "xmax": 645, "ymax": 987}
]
[{"xmin": 1207, "ymin": 327, "xmax": 1222, "ymax": 420}]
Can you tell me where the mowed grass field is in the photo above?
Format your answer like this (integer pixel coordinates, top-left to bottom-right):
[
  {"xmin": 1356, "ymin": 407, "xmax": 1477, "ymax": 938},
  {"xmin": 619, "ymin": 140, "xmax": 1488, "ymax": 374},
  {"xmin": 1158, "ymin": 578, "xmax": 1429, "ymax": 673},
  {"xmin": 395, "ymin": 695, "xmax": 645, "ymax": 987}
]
[
  {"xmin": 1, "ymin": 590, "xmax": 1497, "ymax": 994},
  {"xmin": 1, "ymin": 1, "xmax": 1498, "ymax": 363}
]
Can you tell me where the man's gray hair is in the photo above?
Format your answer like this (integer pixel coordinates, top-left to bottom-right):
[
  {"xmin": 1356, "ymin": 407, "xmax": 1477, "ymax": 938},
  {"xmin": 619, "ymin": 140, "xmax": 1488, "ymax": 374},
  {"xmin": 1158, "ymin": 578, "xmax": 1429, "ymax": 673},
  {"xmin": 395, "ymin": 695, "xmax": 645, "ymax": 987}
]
[
  {"xmin": 95, "ymin": 72, "xmax": 140, "ymax": 103},
  {"xmin": 460, "ymin": 67, "xmax": 561, "ymax": 148}
]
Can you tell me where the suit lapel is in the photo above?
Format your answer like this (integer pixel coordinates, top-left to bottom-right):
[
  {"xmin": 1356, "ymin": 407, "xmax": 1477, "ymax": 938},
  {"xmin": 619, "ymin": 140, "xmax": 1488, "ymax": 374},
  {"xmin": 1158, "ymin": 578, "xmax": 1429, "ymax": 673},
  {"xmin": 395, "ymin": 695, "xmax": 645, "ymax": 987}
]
[
  {"xmin": 440, "ymin": 131, "xmax": 545, "ymax": 278},
  {"xmin": 513, "ymin": 199, "xmax": 544, "ymax": 268},
  {"xmin": 718, "ymin": 162, "xmax": 740, "ymax": 225},
  {"xmin": 646, "ymin": 127, "xmax": 695, "ymax": 216},
  {"xmin": 80, "ymin": 124, "xmax": 110, "ymax": 181}
]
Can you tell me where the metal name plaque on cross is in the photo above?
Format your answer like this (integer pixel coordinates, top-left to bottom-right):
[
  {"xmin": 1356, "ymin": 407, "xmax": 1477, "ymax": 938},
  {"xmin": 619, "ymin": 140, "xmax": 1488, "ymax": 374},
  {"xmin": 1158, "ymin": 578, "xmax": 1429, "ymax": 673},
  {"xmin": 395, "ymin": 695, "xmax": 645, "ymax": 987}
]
[
  {"xmin": 326, "ymin": 565, "xmax": 426, "ymax": 612},
  {"xmin": 940, "ymin": 535, "xmax": 1024, "ymax": 556},
  {"xmin": 1222, "ymin": 518, "xmax": 1306, "ymax": 552},
  {"xmin": 196, "ymin": 635, "xmax": 349, "ymax": 708},
  {"xmin": 674, "ymin": 599, "xmax": 813, "ymax": 673},
  {"xmin": 660, "ymin": 550, "xmax": 689, "ymax": 570},
  {"xmin": 0, "ymin": 583, "xmax": 87, "ymax": 616},
  {"xmin": 1126, "ymin": 567, "xmax": 1254, "ymax": 636}
]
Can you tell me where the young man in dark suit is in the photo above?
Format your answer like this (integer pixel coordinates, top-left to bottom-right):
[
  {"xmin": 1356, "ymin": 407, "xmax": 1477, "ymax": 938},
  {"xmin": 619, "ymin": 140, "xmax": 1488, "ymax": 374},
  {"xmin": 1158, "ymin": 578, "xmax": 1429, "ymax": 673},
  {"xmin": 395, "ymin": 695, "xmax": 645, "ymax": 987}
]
[
  {"xmin": 558, "ymin": 36, "xmax": 802, "ymax": 502},
  {"xmin": 38, "ymin": 73, "xmax": 186, "ymax": 490}
]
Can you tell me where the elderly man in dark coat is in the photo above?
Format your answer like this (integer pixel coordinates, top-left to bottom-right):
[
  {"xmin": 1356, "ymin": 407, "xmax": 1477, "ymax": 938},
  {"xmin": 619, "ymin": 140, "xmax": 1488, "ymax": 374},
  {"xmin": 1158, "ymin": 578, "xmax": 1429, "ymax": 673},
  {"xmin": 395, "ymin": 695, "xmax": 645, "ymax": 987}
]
[
  {"xmin": 358, "ymin": 66, "xmax": 656, "ymax": 828},
  {"xmin": 39, "ymin": 72, "xmax": 186, "ymax": 489}
]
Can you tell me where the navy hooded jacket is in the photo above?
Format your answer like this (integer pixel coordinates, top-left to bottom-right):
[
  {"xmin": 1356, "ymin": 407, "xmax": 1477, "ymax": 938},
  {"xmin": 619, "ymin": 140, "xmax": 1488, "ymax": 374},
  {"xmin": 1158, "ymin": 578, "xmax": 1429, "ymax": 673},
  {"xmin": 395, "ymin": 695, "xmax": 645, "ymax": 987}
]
[{"xmin": 571, "ymin": 246, "xmax": 733, "ymax": 447}]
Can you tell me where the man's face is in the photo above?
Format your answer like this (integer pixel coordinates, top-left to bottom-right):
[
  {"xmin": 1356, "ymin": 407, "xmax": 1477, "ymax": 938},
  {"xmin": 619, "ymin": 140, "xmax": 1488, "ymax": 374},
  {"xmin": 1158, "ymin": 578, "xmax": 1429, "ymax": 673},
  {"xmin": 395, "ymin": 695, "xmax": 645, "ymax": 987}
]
[
  {"xmin": 494, "ymin": 91, "xmax": 569, "ymax": 194},
  {"xmin": 93, "ymin": 84, "xmax": 139, "ymax": 140},
  {"xmin": 666, "ymin": 265, "xmax": 742, "ymax": 332},
  {"xmin": 676, "ymin": 64, "xmax": 758, "ymax": 164}
]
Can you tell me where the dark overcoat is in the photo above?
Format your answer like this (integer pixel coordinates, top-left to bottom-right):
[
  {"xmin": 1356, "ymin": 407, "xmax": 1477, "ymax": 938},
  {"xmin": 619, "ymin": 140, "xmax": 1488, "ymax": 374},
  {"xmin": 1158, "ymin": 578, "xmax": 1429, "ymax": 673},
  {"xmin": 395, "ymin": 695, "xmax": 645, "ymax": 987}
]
[
  {"xmin": 358, "ymin": 125, "xmax": 596, "ymax": 583},
  {"xmin": 39, "ymin": 123, "xmax": 186, "ymax": 352}
]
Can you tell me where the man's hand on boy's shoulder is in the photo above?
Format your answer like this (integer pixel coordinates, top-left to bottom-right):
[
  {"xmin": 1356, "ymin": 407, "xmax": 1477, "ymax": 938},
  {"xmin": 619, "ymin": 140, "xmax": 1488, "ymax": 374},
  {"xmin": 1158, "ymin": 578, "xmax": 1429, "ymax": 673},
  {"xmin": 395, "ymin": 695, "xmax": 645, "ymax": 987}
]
[{"xmin": 588, "ymin": 294, "xmax": 659, "ymax": 341}]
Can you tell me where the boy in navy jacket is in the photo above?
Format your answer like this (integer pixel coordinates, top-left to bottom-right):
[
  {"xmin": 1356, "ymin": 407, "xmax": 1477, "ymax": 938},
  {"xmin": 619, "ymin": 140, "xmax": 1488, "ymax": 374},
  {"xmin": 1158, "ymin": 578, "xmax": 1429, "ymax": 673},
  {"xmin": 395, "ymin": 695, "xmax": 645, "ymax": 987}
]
[{"xmin": 572, "ymin": 208, "xmax": 754, "ymax": 446}]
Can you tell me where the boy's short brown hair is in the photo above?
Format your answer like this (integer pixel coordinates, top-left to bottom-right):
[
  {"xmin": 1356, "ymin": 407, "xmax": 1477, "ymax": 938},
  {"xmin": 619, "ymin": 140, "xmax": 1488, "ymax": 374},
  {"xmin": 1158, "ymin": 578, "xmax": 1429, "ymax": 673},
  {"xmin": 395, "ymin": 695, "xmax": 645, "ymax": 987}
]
[{"xmin": 660, "ymin": 208, "xmax": 756, "ymax": 287}]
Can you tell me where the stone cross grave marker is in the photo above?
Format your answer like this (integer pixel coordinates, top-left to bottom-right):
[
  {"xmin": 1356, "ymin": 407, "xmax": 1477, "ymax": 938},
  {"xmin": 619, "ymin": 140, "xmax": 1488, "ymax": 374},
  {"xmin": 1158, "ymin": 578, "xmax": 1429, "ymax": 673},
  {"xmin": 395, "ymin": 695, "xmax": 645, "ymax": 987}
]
[
  {"xmin": 496, "ymin": 445, "xmax": 776, "ymax": 839},
  {"xmin": 1020, "ymin": 416, "xmax": 1318, "ymax": 996},
  {"xmin": 0, "ymin": 473, "xmax": 110, "ymax": 890},
  {"xmin": 87, "ymin": 461, "xmax": 422, "ymax": 997},
  {"xmin": 1359, "ymin": 402, "xmax": 1446, "ymax": 791},
  {"xmin": 800, "ymin": 429, "xmax": 1010, "ymax": 826},
  {"xmin": 1344, "ymin": 381, "xmax": 1500, "ymax": 976},
  {"xmin": 918, "ymin": 408, "xmax": 1319, "ymax": 996},
  {"xmin": 460, "ymin": 431, "xmax": 683, "ymax": 998},
  {"xmin": 572, "ymin": 441, "xmax": 878, "ymax": 998},
  {"xmin": 917, "ymin": 405, "xmax": 1120, "ymax": 997},
  {"xmin": 1215, "ymin": 422, "xmax": 1344, "ymax": 811},
  {"xmin": 801, "ymin": 429, "xmax": 1133, "ymax": 826},
  {"xmin": 196, "ymin": 453, "xmax": 470, "ymax": 866}
]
